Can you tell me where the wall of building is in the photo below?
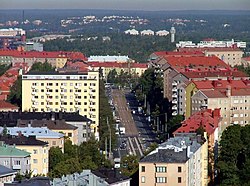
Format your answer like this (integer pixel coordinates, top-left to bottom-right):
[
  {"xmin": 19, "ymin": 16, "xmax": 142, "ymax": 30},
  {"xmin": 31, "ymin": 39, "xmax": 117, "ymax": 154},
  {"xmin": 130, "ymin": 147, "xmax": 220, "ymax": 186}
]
[
  {"xmin": 53, "ymin": 128, "xmax": 78, "ymax": 145},
  {"xmin": 15, "ymin": 145, "xmax": 49, "ymax": 175},
  {"xmin": 0, "ymin": 156, "xmax": 31, "ymax": 174},
  {"xmin": 22, "ymin": 71, "xmax": 99, "ymax": 140},
  {"xmin": 139, "ymin": 162, "xmax": 188, "ymax": 186}
]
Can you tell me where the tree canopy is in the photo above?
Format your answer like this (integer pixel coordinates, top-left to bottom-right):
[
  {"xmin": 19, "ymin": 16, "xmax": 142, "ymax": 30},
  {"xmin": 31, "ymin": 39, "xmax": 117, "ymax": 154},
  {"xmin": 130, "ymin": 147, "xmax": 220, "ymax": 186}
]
[{"xmin": 217, "ymin": 125, "xmax": 250, "ymax": 186}]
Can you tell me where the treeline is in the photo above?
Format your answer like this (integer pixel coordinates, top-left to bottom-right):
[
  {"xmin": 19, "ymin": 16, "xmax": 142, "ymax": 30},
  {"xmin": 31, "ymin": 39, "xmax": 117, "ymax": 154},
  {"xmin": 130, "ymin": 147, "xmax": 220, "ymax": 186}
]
[{"xmin": 43, "ymin": 33, "xmax": 175, "ymax": 62}]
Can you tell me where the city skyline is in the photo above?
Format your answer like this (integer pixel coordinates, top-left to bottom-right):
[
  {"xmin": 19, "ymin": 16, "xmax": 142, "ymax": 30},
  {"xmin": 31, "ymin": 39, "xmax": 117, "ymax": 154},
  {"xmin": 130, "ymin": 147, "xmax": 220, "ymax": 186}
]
[{"xmin": 1, "ymin": 0, "xmax": 250, "ymax": 11}]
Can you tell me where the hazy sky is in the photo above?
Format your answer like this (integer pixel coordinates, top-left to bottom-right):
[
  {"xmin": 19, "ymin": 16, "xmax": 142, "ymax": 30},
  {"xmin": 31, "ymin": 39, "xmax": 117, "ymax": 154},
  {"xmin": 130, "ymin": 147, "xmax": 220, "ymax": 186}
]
[{"xmin": 1, "ymin": 0, "xmax": 250, "ymax": 11}]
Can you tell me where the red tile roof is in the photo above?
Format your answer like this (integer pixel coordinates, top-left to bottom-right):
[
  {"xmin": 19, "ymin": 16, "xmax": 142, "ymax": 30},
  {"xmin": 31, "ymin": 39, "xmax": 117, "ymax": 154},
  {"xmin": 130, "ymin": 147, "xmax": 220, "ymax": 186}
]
[
  {"xmin": 0, "ymin": 50, "xmax": 87, "ymax": 60},
  {"xmin": 174, "ymin": 109, "xmax": 220, "ymax": 136},
  {"xmin": 164, "ymin": 56, "xmax": 230, "ymax": 69},
  {"xmin": 201, "ymin": 90, "xmax": 227, "ymax": 98},
  {"xmin": 0, "ymin": 100, "xmax": 18, "ymax": 110},
  {"xmin": 192, "ymin": 79, "xmax": 250, "ymax": 90}
]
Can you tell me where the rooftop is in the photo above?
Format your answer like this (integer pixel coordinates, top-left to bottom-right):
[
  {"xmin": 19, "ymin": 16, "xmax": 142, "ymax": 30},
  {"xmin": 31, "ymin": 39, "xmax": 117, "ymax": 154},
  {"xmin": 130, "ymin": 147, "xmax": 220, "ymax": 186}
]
[
  {"xmin": 0, "ymin": 142, "xmax": 31, "ymax": 157},
  {"xmin": 1, "ymin": 127, "xmax": 64, "ymax": 139},
  {"xmin": 0, "ymin": 135, "xmax": 48, "ymax": 146},
  {"xmin": 140, "ymin": 134, "xmax": 204, "ymax": 163},
  {"xmin": 0, "ymin": 112, "xmax": 91, "ymax": 127},
  {"xmin": 0, "ymin": 101, "xmax": 19, "ymax": 110},
  {"xmin": 0, "ymin": 165, "xmax": 17, "ymax": 177},
  {"xmin": 174, "ymin": 109, "xmax": 220, "ymax": 136}
]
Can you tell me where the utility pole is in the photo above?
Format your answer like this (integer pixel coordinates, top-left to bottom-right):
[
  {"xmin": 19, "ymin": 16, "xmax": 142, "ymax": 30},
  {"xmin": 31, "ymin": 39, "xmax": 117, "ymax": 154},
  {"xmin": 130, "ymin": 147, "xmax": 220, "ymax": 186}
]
[
  {"xmin": 107, "ymin": 117, "xmax": 112, "ymax": 159},
  {"xmin": 105, "ymin": 137, "xmax": 108, "ymax": 159}
]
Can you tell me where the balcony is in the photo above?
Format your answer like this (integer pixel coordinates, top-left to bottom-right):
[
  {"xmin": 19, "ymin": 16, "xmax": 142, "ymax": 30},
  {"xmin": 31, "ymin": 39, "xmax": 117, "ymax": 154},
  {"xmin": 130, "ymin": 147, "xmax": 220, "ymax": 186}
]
[
  {"xmin": 172, "ymin": 99, "xmax": 177, "ymax": 104},
  {"xmin": 31, "ymin": 85, "xmax": 36, "ymax": 89},
  {"xmin": 46, "ymin": 86, "xmax": 51, "ymax": 89},
  {"xmin": 89, "ymin": 104, "xmax": 95, "ymax": 108},
  {"xmin": 201, "ymin": 103, "xmax": 208, "ymax": 107},
  {"xmin": 172, "ymin": 105, "xmax": 177, "ymax": 110},
  {"xmin": 89, "ymin": 92, "xmax": 94, "ymax": 96},
  {"xmin": 60, "ymin": 92, "xmax": 65, "ymax": 95},
  {"xmin": 89, "ymin": 111, "xmax": 94, "ymax": 115},
  {"xmin": 172, "ymin": 87, "xmax": 177, "ymax": 92},
  {"xmin": 172, "ymin": 111, "xmax": 177, "ymax": 116},
  {"xmin": 172, "ymin": 81, "xmax": 178, "ymax": 86},
  {"xmin": 31, "ymin": 92, "xmax": 36, "ymax": 95},
  {"xmin": 74, "ymin": 85, "xmax": 80, "ymax": 89},
  {"xmin": 74, "ymin": 92, "xmax": 81, "ymax": 95},
  {"xmin": 31, "ymin": 98, "xmax": 36, "ymax": 102},
  {"xmin": 12, "ymin": 165, "xmax": 21, "ymax": 170},
  {"xmin": 172, "ymin": 94, "xmax": 177, "ymax": 98},
  {"xmin": 46, "ymin": 92, "xmax": 51, "ymax": 95}
]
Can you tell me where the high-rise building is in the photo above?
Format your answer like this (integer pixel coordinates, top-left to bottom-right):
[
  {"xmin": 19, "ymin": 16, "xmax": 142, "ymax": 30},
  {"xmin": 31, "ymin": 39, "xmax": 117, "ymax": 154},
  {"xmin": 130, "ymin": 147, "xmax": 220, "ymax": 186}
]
[{"xmin": 21, "ymin": 71, "xmax": 100, "ymax": 139}]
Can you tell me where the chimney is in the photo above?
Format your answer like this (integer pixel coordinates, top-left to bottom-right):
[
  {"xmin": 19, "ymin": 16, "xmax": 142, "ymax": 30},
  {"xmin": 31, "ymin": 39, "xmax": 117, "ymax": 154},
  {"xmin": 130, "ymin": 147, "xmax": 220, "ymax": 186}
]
[{"xmin": 187, "ymin": 146, "xmax": 191, "ymax": 158}]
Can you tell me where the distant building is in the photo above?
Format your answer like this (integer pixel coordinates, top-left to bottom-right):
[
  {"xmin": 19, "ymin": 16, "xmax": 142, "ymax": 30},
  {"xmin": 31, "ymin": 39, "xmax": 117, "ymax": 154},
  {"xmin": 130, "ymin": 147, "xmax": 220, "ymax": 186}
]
[
  {"xmin": 139, "ymin": 134, "xmax": 208, "ymax": 186},
  {"xmin": 0, "ymin": 28, "xmax": 26, "ymax": 49},
  {"xmin": 155, "ymin": 30, "xmax": 169, "ymax": 36},
  {"xmin": 242, "ymin": 57, "xmax": 250, "ymax": 67},
  {"xmin": 0, "ymin": 165, "xmax": 17, "ymax": 184},
  {"xmin": 0, "ymin": 135, "xmax": 49, "ymax": 176},
  {"xmin": 24, "ymin": 42, "xmax": 43, "ymax": 52},
  {"xmin": 88, "ymin": 55, "xmax": 130, "ymax": 63},
  {"xmin": 140, "ymin": 29, "xmax": 154, "ymax": 36},
  {"xmin": 0, "ymin": 142, "xmax": 31, "ymax": 174},
  {"xmin": 124, "ymin": 29, "xmax": 139, "ymax": 35},
  {"xmin": 176, "ymin": 39, "xmax": 246, "ymax": 48}
]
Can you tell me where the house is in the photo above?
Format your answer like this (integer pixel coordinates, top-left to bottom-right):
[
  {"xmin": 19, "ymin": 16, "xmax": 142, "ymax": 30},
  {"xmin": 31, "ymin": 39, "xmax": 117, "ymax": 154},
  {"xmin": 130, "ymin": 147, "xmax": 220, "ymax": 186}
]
[{"xmin": 0, "ymin": 165, "xmax": 17, "ymax": 185}]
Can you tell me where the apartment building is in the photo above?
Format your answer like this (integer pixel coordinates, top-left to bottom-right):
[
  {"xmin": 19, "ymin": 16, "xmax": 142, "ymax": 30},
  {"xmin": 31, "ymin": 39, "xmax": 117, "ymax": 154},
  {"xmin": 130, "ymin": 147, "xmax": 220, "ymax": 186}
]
[
  {"xmin": 88, "ymin": 62, "xmax": 147, "ymax": 79},
  {"xmin": 188, "ymin": 79, "xmax": 250, "ymax": 135},
  {"xmin": 0, "ymin": 50, "xmax": 87, "ymax": 68},
  {"xmin": 0, "ymin": 135, "xmax": 49, "ymax": 176},
  {"xmin": 22, "ymin": 71, "xmax": 99, "ymax": 139},
  {"xmin": 0, "ymin": 142, "xmax": 31, "ymax": 174},
  {"xmin": 0, "ymin": 112, "xmax": 91, "ymax": 144},
  {"xmin": 174, "ymin": 109, "xmax": 221, "ymax": 181},
  {"xmin": 177, "ymin": 47, "xmax": 244, "ymax": 67},
  {"xmin": 139, "ymin": 134, "xmax": 208, "ymax": 186},
  {"xmin": 2, "ymin": 126, "xmax": 64, "ymax": 152}
]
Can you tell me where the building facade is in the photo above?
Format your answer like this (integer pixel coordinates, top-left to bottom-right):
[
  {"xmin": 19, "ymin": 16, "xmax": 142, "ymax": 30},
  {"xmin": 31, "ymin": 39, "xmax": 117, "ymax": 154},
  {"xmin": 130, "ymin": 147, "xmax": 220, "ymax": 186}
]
[
  {"xmin": 139, "ymin": 134, "xmax": 208, "ymax": 186},
  {"xmin": 0, "ymin": 135, "xmax": 49, "ymax": 176},
  {"xmin": 22, "ymin": 71, "xmax": 99, "ymax": 139},
  {"xmin": 0, "ymin": 142, "xmax": 31, "ymax": 174}
]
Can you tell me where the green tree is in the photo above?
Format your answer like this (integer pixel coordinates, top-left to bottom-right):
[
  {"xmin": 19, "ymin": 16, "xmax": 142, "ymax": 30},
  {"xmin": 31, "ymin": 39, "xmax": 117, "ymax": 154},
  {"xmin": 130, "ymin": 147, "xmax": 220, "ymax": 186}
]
[
  {"xmin": 8, "ymin": 76, "xmax": 22, "ymax": 107},
  {"xmin": 49, "ymin": 147, "xmax": 64, "ymax": 171},
  {"xmin": 30, "ymin": 61, "xmax": 55, "ymax": 72},
  {"xmin": 120, "ymin": 155, "xmax": 139, "ymax": 177}
]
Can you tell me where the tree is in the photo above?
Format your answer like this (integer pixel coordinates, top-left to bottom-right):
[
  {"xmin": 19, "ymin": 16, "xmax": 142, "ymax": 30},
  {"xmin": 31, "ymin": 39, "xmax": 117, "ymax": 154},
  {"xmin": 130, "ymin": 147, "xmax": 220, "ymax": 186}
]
[
  {"xmin": 8, "ymin": 76, "xmax": 22, "ymax": 107},
  {"xmin": 120, "ymin": 155, "xmax": 139, "ymax": 177},
  {"xmin": 49, "ymin": 147, "xmax": 64, "ymax": 171},
  {"xmin": 30, "ymin": 61, "xmax": 55, "ymax": 72}
]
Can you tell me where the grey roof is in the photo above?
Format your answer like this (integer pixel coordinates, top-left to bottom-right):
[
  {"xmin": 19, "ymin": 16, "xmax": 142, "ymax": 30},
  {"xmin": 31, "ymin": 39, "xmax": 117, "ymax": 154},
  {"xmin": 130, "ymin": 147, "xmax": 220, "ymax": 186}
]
[
  {"xmin": 0, "ymin": 135, "xmax": 48, "ymax": 146},
  {"xmin": 26, "ymin": 71, "xmax": 88, "ymax": 75},
  {"xmin": 5, "ymin": 176, "xmax": 50, "ymax": 186},
  {"xmin": 0, "ymin": 112, "xmax": 92, "ymax": 128},
  {"xmin": 140, "ymin": 134, "xmax": 204, "ymax": 164},
  {"xmin": 0, "ymin": 165, "xmax": 17, "ymax": 176},
  {"xmin": 140, "ymin": 148, "xmax": 188, "ymax": 163}
]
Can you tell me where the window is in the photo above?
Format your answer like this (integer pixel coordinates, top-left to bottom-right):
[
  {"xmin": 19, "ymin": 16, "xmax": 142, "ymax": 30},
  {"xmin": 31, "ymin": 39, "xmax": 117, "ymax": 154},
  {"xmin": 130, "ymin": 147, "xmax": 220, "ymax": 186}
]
[
  {"xmin": 156, "ymin": 166, "xmax": 167, "ymax": 172},
  {"xmin": 141, "ymin": 166, "xmax": 145, "ymax": 172},
  {"xmin": 33, "ymin": 149, "xmax": 38, "ymax": 154},
  {"xmin": 14, "ymin": 160, "xmax": 20, "ymax": 165},
  {"xmin": 68, "ymin": 133, "xmax": 72, "ymax": 137},
  {"xmin": 33, "ymin": 159, "xmax": 38, "ymax": 164},
  {"xmin": 178, "ymin": 166, "xmax": 182, "ymax": 172},
  {"xmin": 178, "ymin": 177, "xmax": 182, "ymax": 183},
  {"xmin": 141, "ymin": 176, "xmax": 145, "ymax": 183},
  {"xmin": 156, "ymin": 177, "xmax": 166, "ymax": 183},
  {"xmin": 52, "ymin": 141, "xmax": 56, "ymax": 145}
]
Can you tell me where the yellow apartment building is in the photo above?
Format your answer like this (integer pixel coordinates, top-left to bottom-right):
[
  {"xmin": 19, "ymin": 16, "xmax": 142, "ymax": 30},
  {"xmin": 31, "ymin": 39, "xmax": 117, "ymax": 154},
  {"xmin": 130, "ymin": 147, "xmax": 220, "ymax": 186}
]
[{"xmin": 22, "ymin": 71, "xmax": 99, "ymax": 139}]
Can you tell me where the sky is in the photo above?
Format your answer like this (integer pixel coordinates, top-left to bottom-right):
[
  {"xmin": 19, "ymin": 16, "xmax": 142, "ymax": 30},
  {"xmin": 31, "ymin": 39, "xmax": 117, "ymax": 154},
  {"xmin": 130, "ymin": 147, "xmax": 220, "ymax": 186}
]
[{"xmin": 1, "ymin": 0, "xmax": 250, "ymax": 11}]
